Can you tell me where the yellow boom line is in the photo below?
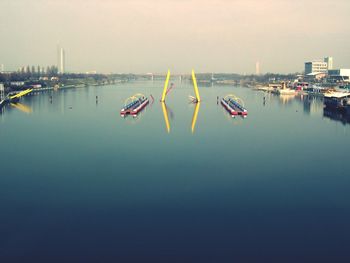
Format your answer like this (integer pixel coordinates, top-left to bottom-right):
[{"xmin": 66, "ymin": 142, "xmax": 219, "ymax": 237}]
[
  {"xmin": 9, "ymin": 89, "xmax": 33, "ymax": 100},
  {"xmin": 161, "ymin": 70, "xmax": 171, "ymax": 102},
  {"xmin": 191, "ymin": 70, "xmax": 201, "ymax": 102}
]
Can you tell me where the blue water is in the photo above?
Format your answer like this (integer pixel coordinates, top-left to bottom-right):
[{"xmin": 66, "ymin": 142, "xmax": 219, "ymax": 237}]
[{"xmin": 1, "ymin": 81, "xmax": 350, "ymax": 262}]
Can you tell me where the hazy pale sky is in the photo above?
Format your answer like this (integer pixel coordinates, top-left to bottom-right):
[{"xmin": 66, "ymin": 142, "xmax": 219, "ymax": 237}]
[{"xmin": 0, "ymin": 0, "xmax": 349, "ymax": 74}]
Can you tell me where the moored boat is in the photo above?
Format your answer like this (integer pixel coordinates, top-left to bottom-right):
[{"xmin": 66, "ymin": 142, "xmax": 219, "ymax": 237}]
[
  {"xmin": 305, "ymin": 85, "xmax": 330, "ymax": 97},
  {"xmin": 277, "ymin": 88, "xmax": 296, "ymax": 95},
  {"xmin": 324, "ymin": 91, "xmax": 350, "ymax": 109}
]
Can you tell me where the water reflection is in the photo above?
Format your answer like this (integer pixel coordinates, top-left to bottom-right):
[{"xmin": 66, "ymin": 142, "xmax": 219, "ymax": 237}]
[
  {"xmin": 324, "ymin": 108, "xmax": 350, "ymax": 125},
  {"xmin": 161, "ymin": 102, "xmax": 171, "ymax": 133},
  {"xmin": 267, "ymin": 92, "xmax": 325, "ymax": 116},
  {"xmin": 191, "ymin": 102, "xmax": 200, "ymax": 134},
  {"xmin": 279, "ymin": 94, "xmax": 296, "ymax": 104},
  {"xmin": 10, "ymin": 103, "xmax": 33, "ymax": 114},
  {"xmin": 302, "ymin": 96, "xmax": 324, "ymax": 116}
]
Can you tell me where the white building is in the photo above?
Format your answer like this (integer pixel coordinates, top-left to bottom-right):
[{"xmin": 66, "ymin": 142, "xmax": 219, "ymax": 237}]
[
  {"xmin": 328, "ymin": 69, "xmax": 350, "ymax": 82},
  {"xmin": 57, "ymin": 46, "xmax": 65, "ymax": 74},
  {"xmin": 305, "ymin": 60, "xmax": 328, "ymax": 75},
  {"xmin": 305, "ymin": 57, "xmax": 333, "ymax": 75}
]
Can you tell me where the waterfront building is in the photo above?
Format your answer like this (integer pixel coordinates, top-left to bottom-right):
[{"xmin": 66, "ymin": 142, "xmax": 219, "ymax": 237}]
[
  {"xmin": 305, "ymin": 60, "xmax": 328, "ymax": 75},
  {"xmin": 305, "ymin": 57, "xmax": 333, "ymax": 75},
  {"xmin": 10, "ymin": 81, "xmax": 25, "ymax": 86},
  {"xmin": 305, "ymin": 72, "xmax": 327, "ymax": 82},
  {"xmin": 328, "ymin": 69, "xmax": 350, "ymax": 83},
  {"xmin": 57, "ymin": 45, "xmax": 65, "ymax": 74}
]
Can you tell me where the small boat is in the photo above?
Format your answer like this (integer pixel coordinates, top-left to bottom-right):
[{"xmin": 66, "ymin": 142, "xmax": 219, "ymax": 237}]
[
  {"xmin": 120, "ymin": 94, "xmax": 149, "ymax": 117},
  {"xmin": 221, "ymin": 95, "xmax": 248, "ymax": 117},
  {"xmin": 305, "ymin": 85, "xmax": 335, "ymax": 97},
  {"xmin": 271, "ymin": 82, "xmax": 296, "ymax": 96},
  {"xmin": 276, "ymin": 88, "xmax": 296, "ymax": 95}
]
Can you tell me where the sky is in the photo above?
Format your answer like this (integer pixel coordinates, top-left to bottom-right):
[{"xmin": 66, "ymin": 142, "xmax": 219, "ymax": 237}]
[{"xmin": 0, "ymin": 0, "xmax": 349, "ymax": 74}]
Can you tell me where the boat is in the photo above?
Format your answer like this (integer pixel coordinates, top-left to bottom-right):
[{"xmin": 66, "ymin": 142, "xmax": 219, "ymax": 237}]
[
  {"xmin": 221, "ymin": 95, "xmax": 248, "ymax": 117},
  {"xmin": 324, "ymin": 91, "xmax": 350, "ymax": 109},
  {"xmin": 120, "ymin": 94, "xmax": 149, "ymax": 117},
  {"xmin": 277, "ymin": 88, "xmax": 296, "ymax": 95},
  {"xmin": 270, "ymin": 82, "xmax": 296, "ymax": 95}
]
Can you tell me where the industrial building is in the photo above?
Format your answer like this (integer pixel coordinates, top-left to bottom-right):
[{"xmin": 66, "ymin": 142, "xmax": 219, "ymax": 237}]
[{"xmin": 328, "ymin": 69, "xmax": 350, "ymax": 83}]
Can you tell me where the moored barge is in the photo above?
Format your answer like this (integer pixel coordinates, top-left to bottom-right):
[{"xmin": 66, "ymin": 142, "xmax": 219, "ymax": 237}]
[
  {"xmin": 221, "ymin": 95, "xmax": 248, "ymax": 117},
  {"xmin": 120, "ymin": 94, "xmax": 149, "ymax": 117}
]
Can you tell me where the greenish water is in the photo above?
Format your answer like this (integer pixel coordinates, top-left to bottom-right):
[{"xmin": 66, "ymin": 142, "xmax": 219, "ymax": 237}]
[{"xmin": 1, "ymin": 81, "xmax": 350, "ymax": 262}]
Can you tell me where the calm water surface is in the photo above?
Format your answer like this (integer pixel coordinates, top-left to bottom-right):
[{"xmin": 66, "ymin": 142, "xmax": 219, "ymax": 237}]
[{"xmin": 1, "ymin": 81, "xmax": 350, "ymax": 262}]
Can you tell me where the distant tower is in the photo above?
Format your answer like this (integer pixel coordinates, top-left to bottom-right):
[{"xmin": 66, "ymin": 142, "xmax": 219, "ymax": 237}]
[
  {"xmin": 255, "ymin": 61, "xmax": 260, "ymax": 75},
  {"xmin": 57, "ymin": 45, "xmax": 65, "ymax": 74},
  {"xmin": 324, "ymin": 57, "xmax": 333, "ymax": 70},
  {"xmin": 0, "ymin": 64, "xmax": 4, "ymax": 73}
]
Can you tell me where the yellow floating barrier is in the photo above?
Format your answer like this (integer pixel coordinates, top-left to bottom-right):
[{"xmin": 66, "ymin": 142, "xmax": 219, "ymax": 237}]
[{"xmin": 9, "ymin": 89, "xmax": 33, "ymax": 100}]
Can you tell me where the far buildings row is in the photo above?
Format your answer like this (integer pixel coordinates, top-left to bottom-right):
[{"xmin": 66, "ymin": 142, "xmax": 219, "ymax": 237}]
[
  {"xmin": 305, "ymin": 57, "xmax": 350, "ymax": 82},
  {"xmin": 1, "ymin": 46, "xmax": 66, "ymax": 75}
]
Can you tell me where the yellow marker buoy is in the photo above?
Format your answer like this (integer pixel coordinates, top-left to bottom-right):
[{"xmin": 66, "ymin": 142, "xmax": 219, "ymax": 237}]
[{"xmin": 161, "ymin": 70, "xmax": 171, "ymax": 102}]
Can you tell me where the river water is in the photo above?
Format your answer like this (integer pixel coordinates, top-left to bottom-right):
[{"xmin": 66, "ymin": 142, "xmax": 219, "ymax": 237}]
[{"xmin": 1, "ymin": 81, "xmax": 349, "ymax": 262}]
